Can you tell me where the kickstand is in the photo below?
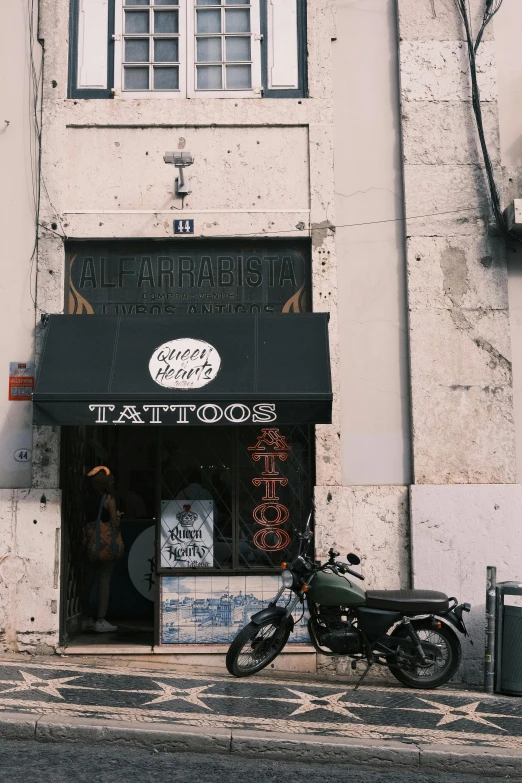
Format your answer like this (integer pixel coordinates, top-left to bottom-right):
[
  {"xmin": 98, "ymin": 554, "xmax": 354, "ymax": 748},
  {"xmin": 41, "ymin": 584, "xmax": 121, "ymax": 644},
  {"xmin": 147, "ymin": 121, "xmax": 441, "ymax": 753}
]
[{"xmin": 353, "ymin": 661, "xmax": 373, "ymax": 692}]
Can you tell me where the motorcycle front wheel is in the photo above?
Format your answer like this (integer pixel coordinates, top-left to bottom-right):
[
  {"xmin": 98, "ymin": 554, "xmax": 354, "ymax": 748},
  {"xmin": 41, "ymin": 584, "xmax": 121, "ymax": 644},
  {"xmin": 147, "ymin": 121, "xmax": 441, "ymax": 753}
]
[
  {"xmin": 226, "ymin": 619, "xmax": 292, "ymax": 677},
  {"xmin": 387, "ymin": 620, "xmax": 462, "ymax": 689}
]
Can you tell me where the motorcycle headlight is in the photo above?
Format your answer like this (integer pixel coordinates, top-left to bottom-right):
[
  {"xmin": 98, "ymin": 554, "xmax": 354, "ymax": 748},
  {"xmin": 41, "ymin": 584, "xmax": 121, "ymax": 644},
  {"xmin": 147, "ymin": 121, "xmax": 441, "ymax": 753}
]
[{"xmin": 281, "ymin": 569, "xmax": 294, "ymax": 588}]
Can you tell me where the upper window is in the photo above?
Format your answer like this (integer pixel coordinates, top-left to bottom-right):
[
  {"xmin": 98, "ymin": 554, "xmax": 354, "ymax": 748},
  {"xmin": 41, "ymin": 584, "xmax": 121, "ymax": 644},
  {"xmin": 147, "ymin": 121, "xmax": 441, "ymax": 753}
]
[{"xmin": 68, "ymin": 0, "xmax": 307, "ymax": 99}]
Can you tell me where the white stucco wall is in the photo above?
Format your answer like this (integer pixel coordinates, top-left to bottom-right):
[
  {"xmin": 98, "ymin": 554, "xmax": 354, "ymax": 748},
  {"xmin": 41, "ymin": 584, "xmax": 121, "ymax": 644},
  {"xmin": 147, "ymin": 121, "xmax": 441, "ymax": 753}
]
[
  {"xmin": 0, "ymin": 1, "xmax": 39, "ymax": 488},
  {"xmin": 334, "ymin": 0, "xmax": 411, "ymax": 487}
]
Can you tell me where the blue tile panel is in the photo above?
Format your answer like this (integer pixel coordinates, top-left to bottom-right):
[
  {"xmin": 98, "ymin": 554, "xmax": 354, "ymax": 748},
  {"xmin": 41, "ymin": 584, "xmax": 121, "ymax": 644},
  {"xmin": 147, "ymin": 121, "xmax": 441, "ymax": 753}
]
[{"xmin": 161, "ymin": 575, "xmax": 310, "ymax": 644}]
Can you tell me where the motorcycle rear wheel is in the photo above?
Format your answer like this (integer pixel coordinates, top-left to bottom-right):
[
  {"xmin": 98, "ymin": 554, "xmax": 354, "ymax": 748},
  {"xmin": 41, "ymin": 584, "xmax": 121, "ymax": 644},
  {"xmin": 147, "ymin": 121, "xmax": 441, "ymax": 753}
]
[
  {"xmin": 226, "ymin": 619, "xmax": 292, "ymax": 677},
  {"xmin": 387, "ymin": 620, "xmax": 461, "ymax": 689}
]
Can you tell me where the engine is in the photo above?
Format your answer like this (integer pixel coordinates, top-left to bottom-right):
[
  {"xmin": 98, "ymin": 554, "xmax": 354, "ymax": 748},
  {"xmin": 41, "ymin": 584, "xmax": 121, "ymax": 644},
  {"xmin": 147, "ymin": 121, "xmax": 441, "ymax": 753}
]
[{"xmin": 315, "ymin": 605, "xmax": 363, "ymax": 654}]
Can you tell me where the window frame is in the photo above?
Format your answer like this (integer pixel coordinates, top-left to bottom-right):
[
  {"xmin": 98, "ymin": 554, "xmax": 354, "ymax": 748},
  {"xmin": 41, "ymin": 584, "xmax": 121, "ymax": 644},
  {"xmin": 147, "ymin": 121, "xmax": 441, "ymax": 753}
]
[
  {"xmin": 68, "ymin": 0, "xmax": 306, "ymax": 99},
  {"xmin": 114, "ymin": 0, "xmax": 187, "ymax": 98},
  {"xmin": 186, "ymin": 0, "xmax": 262, "ymax": 99}
]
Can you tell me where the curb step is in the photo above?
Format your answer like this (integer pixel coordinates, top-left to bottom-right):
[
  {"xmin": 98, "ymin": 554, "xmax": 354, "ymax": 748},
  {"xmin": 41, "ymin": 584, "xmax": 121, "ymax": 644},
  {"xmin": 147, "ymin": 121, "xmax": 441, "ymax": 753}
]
[{"xmin": 1, "ymin": 711, "xmax": 522, "ymax": 776}]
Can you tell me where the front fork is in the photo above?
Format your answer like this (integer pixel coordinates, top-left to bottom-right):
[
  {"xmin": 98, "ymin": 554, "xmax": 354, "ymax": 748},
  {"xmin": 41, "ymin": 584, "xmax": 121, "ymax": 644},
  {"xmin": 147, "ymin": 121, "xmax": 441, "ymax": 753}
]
[{"xmin": 272, "ymin": 587, "xmax": 304, "ymax": 619}]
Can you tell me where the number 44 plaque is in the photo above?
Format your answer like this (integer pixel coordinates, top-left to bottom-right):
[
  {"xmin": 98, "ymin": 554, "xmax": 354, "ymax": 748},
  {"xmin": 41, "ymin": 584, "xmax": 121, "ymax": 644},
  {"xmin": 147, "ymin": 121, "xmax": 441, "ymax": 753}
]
[{"xmin": 174, "ymin": 219, "xmax": 195, "ymax": 235}]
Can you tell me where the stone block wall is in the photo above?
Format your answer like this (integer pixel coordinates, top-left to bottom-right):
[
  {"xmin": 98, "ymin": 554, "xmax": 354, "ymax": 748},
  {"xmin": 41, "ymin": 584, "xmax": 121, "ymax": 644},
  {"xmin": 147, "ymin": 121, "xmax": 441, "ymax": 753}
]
[
  {"xmin": 0, "ymin": 490, "xmax": 61, "ymax": 653},
  {"xmin": 397, "ymin": 0, "xmax": 516, "ymax": 486}
]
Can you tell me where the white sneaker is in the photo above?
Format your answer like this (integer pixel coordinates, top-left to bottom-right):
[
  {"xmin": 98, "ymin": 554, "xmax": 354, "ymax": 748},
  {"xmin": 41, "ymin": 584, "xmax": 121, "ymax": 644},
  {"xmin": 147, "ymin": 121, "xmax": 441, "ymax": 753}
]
[
  {"xmin": 94, "ymin": 619, "xmax": 118, "ymax": 633},
  {"xmin": 82, "ymin": 618, "xmax": 95, "ymax": 632}
]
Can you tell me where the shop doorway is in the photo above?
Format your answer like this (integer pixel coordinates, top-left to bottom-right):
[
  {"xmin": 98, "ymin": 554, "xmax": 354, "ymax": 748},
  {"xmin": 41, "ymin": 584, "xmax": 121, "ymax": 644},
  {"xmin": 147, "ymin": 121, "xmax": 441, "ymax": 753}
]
[{"xmin": 60, "ymin": 425, "xmax": 313, "ymax": 649}]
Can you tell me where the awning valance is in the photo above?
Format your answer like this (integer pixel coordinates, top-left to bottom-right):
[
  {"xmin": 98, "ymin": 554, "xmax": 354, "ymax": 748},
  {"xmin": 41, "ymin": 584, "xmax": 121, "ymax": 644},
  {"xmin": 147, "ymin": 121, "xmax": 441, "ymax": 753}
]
[{"xmin": 33, "ymin": 314, "xmax": 332, "ymax": 426}]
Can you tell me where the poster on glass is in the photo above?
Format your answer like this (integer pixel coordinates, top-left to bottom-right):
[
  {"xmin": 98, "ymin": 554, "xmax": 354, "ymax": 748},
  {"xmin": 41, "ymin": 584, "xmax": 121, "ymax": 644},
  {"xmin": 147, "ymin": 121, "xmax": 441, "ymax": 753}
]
[{"xmin": 160, "ymin": 500, "xmax": 214, "ymax": 568}]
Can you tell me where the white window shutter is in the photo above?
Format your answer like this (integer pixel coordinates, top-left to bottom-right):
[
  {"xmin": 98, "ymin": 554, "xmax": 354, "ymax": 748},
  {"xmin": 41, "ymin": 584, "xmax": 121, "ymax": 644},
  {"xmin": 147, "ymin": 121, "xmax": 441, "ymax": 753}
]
[
  {"xmin": 77, "ymin": 0, "xmax": 109, "ymax": 90},
  {"xmin": 267, "ymin": 0, "xmax": 299, "ymax": 91}
]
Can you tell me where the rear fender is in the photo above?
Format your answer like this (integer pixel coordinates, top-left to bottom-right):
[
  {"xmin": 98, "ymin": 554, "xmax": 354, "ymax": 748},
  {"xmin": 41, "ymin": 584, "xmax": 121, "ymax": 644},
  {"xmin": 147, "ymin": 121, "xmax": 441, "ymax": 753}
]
[
  {"xmin": 440, "ymin": 602, "xmax": 471, "ymax": 638},
  {"xmin": 251, "ymin": 605, "xmax": 294, "ymax": 628}
]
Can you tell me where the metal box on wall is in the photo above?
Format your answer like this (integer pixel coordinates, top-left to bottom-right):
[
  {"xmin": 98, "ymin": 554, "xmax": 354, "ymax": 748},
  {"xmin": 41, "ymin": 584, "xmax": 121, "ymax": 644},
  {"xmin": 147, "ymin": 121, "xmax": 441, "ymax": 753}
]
[{"xmin": 495, "ymin": 581, "xmax": 522, "ymax": 695}]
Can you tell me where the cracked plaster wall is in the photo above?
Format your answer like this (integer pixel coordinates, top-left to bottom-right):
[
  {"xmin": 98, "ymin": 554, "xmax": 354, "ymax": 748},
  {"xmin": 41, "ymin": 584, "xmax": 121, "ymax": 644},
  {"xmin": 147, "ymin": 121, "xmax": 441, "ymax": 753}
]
[
  {"xmin": 0, "ymin": 490, "xmax": 61, "ymax": 653},
  {"xmin": 397, "ymin": 0, "xmax": 516, "ymax": 485},
  {"xmin": 411, "ymin": 484, "xmax": 522, "ymax": 686}
]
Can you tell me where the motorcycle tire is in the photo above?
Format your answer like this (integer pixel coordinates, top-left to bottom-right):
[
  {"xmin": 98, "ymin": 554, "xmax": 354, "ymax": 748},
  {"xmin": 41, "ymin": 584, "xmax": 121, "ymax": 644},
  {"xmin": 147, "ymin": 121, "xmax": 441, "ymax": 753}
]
[
  {"xmin": 386, "ymin": 619, "xmax": 462, "ymax": 690},
  {"xmin": 226, "ymin": 618, "xmax": 292, "ymax": 677}
]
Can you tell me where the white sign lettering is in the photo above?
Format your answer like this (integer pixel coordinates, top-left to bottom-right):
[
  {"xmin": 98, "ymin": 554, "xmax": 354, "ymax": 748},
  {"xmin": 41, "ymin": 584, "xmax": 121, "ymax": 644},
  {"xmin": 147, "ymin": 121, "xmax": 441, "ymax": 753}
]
[
  {"xmin": 149, "ymin": 338, "xmax": 221, "ymax": 389},
  {"xmin": 86, "ymin": 402, "xmax": 277, "ymax": 425}
]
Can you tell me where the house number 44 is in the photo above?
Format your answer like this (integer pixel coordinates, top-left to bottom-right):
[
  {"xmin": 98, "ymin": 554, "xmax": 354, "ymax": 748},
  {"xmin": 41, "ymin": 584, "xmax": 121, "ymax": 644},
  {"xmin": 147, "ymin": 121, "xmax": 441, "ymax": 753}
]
[{"xmin": 174, "ymin": 219, "xmax": 194, "ymax": 235}]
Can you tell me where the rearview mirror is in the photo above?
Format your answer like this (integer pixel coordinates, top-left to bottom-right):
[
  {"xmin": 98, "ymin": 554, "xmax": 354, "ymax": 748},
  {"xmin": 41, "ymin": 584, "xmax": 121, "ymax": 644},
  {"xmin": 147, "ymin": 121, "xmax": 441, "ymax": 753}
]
[{"xmin": 347, "ymin": 553, "xmax": 360, "ymax": 566}]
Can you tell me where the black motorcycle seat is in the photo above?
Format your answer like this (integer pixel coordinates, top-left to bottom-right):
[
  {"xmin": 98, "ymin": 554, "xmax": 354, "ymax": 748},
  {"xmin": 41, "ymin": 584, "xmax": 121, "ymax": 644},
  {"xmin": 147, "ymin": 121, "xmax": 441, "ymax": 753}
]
[{"xmin": 365, "ymin": 589, "xmax": 450, "ymax": 614}]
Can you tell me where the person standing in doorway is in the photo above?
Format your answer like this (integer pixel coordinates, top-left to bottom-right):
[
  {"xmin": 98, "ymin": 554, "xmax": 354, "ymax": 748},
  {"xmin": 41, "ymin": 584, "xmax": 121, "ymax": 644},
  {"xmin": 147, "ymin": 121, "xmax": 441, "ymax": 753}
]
[{"xmin": 81, "ymin": 466, "xmax": 124, "ymax": 633}]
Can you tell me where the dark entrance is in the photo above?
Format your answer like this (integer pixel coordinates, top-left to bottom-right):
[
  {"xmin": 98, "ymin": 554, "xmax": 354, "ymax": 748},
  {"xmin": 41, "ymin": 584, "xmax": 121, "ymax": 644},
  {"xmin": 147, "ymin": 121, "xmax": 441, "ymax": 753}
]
[{"xmin": 60, "ymin": 424, "xmax": 313, "ymax": 647}]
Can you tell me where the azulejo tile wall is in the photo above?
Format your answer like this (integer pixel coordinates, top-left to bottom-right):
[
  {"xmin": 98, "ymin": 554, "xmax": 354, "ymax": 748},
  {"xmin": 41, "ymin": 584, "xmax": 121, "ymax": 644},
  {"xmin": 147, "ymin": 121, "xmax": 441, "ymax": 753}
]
[{"xmin": 161, "ymin": 575, "xmax": 309, "ymax": 644}]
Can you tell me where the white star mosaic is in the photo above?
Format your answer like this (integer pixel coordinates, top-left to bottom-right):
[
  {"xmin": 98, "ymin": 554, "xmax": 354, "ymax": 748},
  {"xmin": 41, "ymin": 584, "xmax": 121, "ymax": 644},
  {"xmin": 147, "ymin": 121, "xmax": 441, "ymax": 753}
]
[{"xmin": 0, "ymin": 662, "xmax": 520, "ymax": 750}]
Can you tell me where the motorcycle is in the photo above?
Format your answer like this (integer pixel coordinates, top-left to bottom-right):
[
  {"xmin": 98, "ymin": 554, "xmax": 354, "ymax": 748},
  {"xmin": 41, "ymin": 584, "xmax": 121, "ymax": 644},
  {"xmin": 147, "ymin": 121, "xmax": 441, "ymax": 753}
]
[{"xmin": 226, "ymin": 516, "xmax": 471, "ymax": 689}]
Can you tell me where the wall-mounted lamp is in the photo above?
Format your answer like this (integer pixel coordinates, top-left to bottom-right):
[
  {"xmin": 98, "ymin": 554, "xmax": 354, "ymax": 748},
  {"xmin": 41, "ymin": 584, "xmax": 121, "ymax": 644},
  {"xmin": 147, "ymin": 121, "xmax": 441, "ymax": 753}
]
[{"xmin": 163, "ymin": 151, "xmax": 194, "ymax": 197}]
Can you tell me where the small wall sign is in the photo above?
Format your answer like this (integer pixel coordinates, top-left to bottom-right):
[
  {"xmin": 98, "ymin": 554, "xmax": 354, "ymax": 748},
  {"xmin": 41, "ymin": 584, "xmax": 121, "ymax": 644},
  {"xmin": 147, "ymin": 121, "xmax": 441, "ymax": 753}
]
[
  {"xmin": 9, "ymin": 362, "xmax": 35, "ymax": 401},
  {"xmin": 14, "ymin": 449, "xmax": 32, "ymax": 462},
  {"xmin": 173, "ymin": 219, "xmax": 194, "ymax": 235}
]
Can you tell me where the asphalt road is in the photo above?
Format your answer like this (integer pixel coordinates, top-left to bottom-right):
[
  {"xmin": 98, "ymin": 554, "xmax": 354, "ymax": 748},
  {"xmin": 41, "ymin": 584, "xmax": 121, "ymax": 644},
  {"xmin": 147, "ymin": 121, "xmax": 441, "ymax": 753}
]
[{"xmin": 0, "ymin": 741, "xmax": 521, "ymax": 783}]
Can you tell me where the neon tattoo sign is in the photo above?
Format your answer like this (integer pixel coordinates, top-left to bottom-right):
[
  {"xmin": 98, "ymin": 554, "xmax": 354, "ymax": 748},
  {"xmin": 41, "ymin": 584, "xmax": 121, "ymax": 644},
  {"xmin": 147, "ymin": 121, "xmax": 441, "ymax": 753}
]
[{"xmin": 248, "ymin": 428, "xmax": 292, "ymax": 552}]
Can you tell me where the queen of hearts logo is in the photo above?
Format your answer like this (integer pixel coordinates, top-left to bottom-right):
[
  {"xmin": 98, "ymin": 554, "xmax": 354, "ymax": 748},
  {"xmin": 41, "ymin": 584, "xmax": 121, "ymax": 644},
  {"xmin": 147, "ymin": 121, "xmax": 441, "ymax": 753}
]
[
  {"xmin": 176, "ymin": 504, "xmax": 198, "ymax": 528},
  {"xmin": 149, "ymin": 337, "xmax": 221, "ymax": 389}
]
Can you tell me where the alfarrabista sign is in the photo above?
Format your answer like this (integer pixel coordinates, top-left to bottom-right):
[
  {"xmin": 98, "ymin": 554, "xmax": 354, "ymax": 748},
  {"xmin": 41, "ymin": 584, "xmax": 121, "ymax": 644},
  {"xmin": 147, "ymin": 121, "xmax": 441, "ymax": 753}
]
[{"xmin": 66, "ymin": 240, "xmax": 310, "ymax": 316}]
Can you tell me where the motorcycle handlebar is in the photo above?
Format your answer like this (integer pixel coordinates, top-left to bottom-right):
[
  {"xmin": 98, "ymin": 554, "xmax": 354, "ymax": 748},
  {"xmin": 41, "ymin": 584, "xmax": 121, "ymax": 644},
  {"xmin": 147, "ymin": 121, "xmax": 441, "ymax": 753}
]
[{"xmin": 336, "ymin": 562, "xmax": 365, "ymax": 581}]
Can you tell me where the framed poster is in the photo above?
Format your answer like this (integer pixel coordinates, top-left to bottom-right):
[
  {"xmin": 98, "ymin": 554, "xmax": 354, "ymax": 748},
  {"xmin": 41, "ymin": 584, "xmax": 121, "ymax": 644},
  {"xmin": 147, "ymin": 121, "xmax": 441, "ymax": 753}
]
[{"xmin": 160, "ymin": 500, "xmax": 214, "ymax": 569}]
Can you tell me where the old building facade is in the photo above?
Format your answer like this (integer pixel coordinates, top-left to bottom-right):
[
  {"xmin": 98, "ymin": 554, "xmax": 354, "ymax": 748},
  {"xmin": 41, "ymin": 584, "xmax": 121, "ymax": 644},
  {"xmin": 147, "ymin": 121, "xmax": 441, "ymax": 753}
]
[{"xmin": 2, "ymin": 0, "xmax": 522, "ymax": 683}]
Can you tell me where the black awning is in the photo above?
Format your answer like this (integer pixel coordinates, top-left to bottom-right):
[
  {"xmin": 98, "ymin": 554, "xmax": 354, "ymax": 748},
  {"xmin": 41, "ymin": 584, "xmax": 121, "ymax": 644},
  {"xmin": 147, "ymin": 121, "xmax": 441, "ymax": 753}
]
[{"xmin": 33, "ymin": 314, "xmax": 332, "ymax": 426}]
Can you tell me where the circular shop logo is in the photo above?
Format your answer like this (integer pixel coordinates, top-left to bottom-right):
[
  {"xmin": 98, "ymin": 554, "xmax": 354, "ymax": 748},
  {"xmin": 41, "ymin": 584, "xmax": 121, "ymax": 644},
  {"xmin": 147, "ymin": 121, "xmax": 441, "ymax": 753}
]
[{"xmin": 149, "ymin": 337, "xmax": 221, "ymax": 389}]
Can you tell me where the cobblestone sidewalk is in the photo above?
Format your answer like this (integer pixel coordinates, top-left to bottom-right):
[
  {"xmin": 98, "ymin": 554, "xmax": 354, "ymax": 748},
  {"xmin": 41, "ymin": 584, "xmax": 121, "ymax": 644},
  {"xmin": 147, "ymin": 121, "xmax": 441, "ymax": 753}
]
[{"xmin": 0, "ymin": 656, "xmax": 521, "ymax": 750}]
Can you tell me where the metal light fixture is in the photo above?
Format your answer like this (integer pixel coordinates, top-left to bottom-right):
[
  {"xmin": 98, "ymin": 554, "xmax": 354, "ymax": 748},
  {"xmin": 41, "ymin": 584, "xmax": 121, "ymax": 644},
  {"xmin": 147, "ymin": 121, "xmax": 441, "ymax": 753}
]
[{"xmin": 163, "ymin": 151, "xmax": 194, "ymax": 197}]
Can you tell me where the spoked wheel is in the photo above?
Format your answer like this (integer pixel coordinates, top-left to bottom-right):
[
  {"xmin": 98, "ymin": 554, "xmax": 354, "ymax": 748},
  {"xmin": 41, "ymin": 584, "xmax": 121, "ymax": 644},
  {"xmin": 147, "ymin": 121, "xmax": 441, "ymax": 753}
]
[
  {"xmin": 387, "ymin": 620, "xmax": 461, "ymax": 689},
  {"xmin": 226, "ymin": 619, "xmax": 292, "ymax": 677}
]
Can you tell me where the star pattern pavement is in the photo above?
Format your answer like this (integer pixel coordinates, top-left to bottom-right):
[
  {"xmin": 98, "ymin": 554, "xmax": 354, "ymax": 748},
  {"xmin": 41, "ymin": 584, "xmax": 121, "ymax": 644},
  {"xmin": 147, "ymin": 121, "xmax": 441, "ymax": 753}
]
[
  {"xmin": 285, "ymin": 688, "xmax": 362, "ymax": 720},
  {"xmin": 0, "ymin": 662, "xmax": 521, "ymax": 749},
  {"xmin": 0, "ymin": 670, "xmax": 79, "ymax": 700},
  {"xmin": 142, "ymin": 681, "xmax": 214, "ymax": 710},
  {"xmin": 418, "ymin": 698, "xmax": 507, "ymax": 731}
]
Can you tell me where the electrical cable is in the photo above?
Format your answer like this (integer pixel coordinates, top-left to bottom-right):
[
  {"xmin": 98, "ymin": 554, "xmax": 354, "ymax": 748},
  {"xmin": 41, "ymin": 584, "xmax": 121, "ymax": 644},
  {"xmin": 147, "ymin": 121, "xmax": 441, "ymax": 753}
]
[{"xmin": 453, "ymin": 0, "xmax": 518, "ymax": 243}]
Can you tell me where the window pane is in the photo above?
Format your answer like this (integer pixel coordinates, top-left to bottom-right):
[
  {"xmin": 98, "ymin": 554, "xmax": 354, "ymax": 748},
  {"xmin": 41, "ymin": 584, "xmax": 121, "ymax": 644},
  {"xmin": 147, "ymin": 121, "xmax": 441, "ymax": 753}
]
[
  {"xmin": 154, "ymin": 10, "xmax": 179, "ymax": 32},
  {"xmin": 196, "ymin": 0, "xmax": 220, "ymax": 4},
  {"xmin": 225, "ymin": 8, "xmax": 250, "ymax": 32},
  {"xmin": 125, "ymin": 0, "xmax": 149, "ymax": 5},
  {"xmin": 226, "ymin": 64, "xmax": 251, "ymax": 88},
  {"xmin": 124, "ymin": 66, "xmax": 149, "ymax": 89},
  {"xmin": 154, "ymin": 66, "xmax": 179, "ymax": 89},
  {"xmin": 154, "ymin": 0, "xmax": 178, "ymax": 4},
  {"xmin": 196, "ymin": 9, "xmax": 221, "ymax": 33},
  {"xmin": 225, "ymin": 0, "xmax": 249, "ymax": 3},
  {"xmin": 154, "ymin": 38, "xmax": 179, "ymax": 62},
  {"xmin": 197, "ymin": 65, "xmax": 222, "ymax": 89},
  {"xmin": 196, "ymin": 37, "xmax": 221, "ymax": 62},
  {"xmin": 225, "ymin": 36, "xmax": 250, "ymax": 61},
  {"xmin": 125, "ymin": 11, "xmax": 150, "ymax": 33},
  {"xmin": 160, "ymin": 428, "xmax": 235, "ymax": 571},
  {"xmin": 124, "ymin": 38, "xmax": 150, "ymax": 62}
]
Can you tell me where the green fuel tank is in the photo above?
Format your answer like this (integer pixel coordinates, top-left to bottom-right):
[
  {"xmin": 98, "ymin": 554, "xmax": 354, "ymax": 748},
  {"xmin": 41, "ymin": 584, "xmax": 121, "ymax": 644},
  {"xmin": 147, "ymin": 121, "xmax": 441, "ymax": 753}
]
[{"xmin": 308, "ymin": 570, "xmax": 366, "ymax": 607}]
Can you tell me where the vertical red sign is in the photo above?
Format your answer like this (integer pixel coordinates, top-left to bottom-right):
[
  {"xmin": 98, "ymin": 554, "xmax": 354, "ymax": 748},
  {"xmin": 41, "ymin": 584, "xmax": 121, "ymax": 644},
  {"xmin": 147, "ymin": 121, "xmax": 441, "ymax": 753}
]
[{"xmin": 248, "ymin": 428, "xmax": 292, "ymax": 552}]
